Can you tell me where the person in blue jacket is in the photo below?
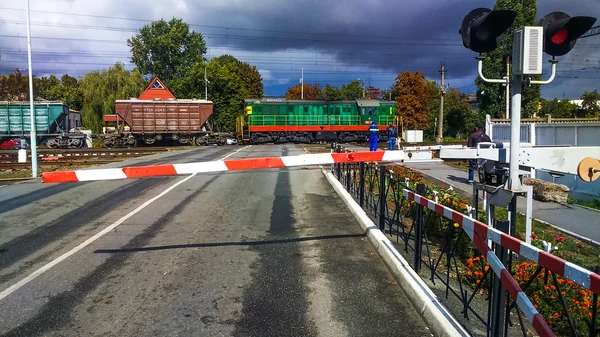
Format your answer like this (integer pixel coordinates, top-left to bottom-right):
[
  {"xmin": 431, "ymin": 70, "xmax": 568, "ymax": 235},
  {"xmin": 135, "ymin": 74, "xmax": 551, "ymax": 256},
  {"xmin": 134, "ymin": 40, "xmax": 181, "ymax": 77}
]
[{"xmin": 368, "ymin": 121, "xmax": 380, "ymax": 151}]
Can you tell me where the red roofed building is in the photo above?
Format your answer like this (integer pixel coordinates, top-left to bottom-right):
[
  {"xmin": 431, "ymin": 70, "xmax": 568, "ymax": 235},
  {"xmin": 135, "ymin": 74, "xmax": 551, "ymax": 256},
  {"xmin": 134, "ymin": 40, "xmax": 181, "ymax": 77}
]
[{"xmin": 138, "ymin": 77, "xmax": 176, "ymax": 101}]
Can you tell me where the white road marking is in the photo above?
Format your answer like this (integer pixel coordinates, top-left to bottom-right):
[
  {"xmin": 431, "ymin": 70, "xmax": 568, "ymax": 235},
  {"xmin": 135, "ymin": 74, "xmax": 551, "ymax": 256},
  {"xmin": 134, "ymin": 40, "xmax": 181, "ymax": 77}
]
[{"xmin": 0, "ymin": 145, "xmax": 252, "ymax": 302}]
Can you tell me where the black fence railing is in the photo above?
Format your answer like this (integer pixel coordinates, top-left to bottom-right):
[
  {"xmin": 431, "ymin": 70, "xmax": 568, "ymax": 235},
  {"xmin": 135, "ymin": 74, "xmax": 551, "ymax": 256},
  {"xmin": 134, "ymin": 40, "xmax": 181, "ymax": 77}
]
[{"xmin": 330, "ymin": 144, "xmax": 600, "ymax": 337}]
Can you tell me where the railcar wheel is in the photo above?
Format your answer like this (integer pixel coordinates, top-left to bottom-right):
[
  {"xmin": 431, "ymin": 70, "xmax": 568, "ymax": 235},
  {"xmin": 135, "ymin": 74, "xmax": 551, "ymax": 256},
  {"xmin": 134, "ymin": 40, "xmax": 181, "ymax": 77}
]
[{"xmin": 46, "ymin": 138, "xmax": 59, "ymax": 149}]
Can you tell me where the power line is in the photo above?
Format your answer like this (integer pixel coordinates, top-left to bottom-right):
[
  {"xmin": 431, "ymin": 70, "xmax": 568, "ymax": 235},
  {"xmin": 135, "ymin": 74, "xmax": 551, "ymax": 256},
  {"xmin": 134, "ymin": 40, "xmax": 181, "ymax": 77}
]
[{"xmin": 0, "ymin": 7, "xmax": 457, "ymax": 42}]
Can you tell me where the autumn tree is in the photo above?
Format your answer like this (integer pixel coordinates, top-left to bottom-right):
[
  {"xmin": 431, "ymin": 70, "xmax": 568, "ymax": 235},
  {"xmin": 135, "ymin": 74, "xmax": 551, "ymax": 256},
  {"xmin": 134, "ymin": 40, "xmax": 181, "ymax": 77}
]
[
  {"xmin": 285, "ymin": 83, "xmax": 325, "ymax": 100},
  {"xmin": 476, "ymin": 0, "xmax": 540, "ymax": 118},
  {"xmin": 366, "ymin": 86, "xmax": 383, "ymax": 99},
  {"xmin": 79, "ymin": 63, "xmax": 145, "ymax": 133},
  {"xmin": 394, "ymin": 71, "xmax": 431, "ymax": 131}
]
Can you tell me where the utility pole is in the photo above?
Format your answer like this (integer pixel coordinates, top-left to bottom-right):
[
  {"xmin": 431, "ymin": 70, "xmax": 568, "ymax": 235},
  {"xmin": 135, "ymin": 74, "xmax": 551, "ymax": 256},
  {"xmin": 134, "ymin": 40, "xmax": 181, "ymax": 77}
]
[
  {"xmin": 204, "ymin": 65, "xmax": 209, "ymax": 100},
  {"xmin": 301, "ymin": 67, "xmax": 304, "ymax": 100},
  {"xmin": 437, "ymin": 62, "xmax": 447, "ymax": 143},
  {"xmin": 505, "ymin": 55, "xmax": 510, "ymax": 119},
  {"xmin": 362, "ymin": 81, "xmax": 365, "ymax": 98},
  {"xmin": 26, "ymin": 0, "xmax": 38, "ymax": 177}
]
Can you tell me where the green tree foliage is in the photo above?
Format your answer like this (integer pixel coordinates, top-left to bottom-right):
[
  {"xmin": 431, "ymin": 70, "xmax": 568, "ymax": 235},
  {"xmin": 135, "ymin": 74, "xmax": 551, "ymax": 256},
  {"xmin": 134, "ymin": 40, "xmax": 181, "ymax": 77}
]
[
  {"xmin": 580, "ymin": 90, "xmax": 600, "ymax": 117},
  {"xmin": 427, "ymin": 82, "xmax": 481, "ymax": 140},
  {"xmin": 0, "ymin": 70, "xmax": 32, "ymax": 101},
  {"xmin": 394, "ymin": 71, "xmax": 431, "ymax": 130},
  {"xmin": 339, "ymin": 80, "xmax": 364, "ymax": 99},
  {"xmin": 324, "ymin": 84, "xmax": 343, "ymax": 100},
  {"xmin": 444, "ymin": 88, "xmax": 481, "ymax": 139},
  {"xmin": 476, "ymin": 0, "xmax": 540, "ymax": 118},
  {"xmin": 206, "ymin": 55, "xmax": 264, "ymax": 132},
  {"xmin": 127, "ymin": 18, "xmax": 207, "ymax": 93},
  {"xmin": 37, "ymin": 74, "xmax": 84, "ymax": 110},
  {"xmin": 539, "ymin": 98, "xmax": 579, "ymax": 118},
  {"xmin": 79, "ymin": 63, "xmax": 145, "ymax": 133}
]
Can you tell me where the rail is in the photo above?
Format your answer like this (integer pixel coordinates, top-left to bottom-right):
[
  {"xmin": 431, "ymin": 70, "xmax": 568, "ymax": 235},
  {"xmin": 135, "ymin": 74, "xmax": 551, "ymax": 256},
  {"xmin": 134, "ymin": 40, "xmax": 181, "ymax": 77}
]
[{"xmin": 331, "ymin": 144, "xmax": 600, "ymax": 337}]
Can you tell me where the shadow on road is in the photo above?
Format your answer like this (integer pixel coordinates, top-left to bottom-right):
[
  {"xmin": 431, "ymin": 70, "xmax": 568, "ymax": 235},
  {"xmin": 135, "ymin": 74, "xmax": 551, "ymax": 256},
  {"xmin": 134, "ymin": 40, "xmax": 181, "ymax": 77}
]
[{"xmin": 93, "ymin": 233, "xmax": 366, "ymax": 254}]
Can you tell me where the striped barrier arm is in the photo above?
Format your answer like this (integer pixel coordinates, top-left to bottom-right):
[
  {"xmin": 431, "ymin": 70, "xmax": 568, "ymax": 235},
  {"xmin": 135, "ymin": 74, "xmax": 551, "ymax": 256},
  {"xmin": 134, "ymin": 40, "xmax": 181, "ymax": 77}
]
[
  {"xmin": 402, "ymin": 190, "xmax": 600, "ymax": 294},
  {"xmin": 41, "ymin": 150, "xmax": 405, "ymax": 183}
]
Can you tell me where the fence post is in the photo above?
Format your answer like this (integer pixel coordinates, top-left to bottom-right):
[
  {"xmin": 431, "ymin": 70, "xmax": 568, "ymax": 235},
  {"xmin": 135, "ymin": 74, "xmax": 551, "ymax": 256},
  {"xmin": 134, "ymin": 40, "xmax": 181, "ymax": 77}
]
[
  {"xmin": 359, "ymin": 162, "xmax": 365, "ymax": 207},
  {"xmin": 379, "ymin": 165, "xmax": 386, "ymax": 231},
  {"xmin": 346, "ymin": 163, "xmax": 351, "ymax": 191},
  {"xmin": 414, "ymin": 183, "xmax": 426, "ymax": 272},
  {"xmin": 490, "ymin": 219, "xmax": 510, "ymax": 337},
  {"xmin": 330, "ymin": 142, "xmax": 335, "ymax": 173}
]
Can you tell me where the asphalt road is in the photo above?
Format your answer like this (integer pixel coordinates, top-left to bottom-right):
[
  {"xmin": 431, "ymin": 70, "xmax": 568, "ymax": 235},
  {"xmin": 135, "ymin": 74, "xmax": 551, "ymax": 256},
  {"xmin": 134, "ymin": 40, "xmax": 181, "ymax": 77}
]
[{"xmin": 0, "ymin": 144, "xmax": 431, "ymax": 337}]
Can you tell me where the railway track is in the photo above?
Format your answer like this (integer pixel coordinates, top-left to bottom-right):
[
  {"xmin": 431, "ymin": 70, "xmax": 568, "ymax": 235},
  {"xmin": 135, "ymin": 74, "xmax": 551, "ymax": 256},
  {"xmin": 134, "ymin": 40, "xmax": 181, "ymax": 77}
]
[
  {"xmin": 0, "ymin": 147, "xmax": 178, "ymax": 171},
  {"xmin": 0, "ymin": 147, "xmax": 172, "ymax": 159}
]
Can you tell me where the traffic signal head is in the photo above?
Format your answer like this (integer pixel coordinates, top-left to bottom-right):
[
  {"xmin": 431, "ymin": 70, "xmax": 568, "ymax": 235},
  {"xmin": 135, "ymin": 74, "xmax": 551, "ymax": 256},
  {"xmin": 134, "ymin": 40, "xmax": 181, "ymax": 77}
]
[
  {"xmin": 538, "ymin": 12, "xmax": 596, "ymax": 56},
  {"xmin": 460, "ymin": 8, "xmax": 517, "ymax": 53}
]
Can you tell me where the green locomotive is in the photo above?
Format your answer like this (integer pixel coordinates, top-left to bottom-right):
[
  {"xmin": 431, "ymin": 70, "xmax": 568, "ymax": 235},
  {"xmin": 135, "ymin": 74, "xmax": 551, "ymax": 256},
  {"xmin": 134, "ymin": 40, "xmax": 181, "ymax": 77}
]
[{"xmin": 236, "ymin": 98, "xmax": 398, "ymax": 144}]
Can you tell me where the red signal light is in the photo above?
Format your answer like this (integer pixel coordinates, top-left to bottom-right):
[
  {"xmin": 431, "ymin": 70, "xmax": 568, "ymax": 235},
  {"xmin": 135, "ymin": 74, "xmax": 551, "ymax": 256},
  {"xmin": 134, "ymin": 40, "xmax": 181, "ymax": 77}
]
[{"xmin": 551, "ymin": 28, "xmax": 568, "ymax": 44}]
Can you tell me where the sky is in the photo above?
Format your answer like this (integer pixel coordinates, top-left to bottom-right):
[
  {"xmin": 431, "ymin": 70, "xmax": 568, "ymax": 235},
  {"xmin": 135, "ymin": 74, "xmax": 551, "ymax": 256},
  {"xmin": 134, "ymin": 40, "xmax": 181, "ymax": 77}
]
[{"xmin": 0, "ymin": 0, "xmax": 599, "ymax": 100}]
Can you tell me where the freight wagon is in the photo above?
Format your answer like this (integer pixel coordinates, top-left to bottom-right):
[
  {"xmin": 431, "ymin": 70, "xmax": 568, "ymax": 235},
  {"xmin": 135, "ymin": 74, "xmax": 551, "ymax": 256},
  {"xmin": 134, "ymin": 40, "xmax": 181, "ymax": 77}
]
[
  {"xmin": 104, "ymin": 98, "xmax": 232, "ymax": 147},
  {"xmin": 0, "ymin": 101, "xmax": 85, "ymax": 148},
  {"xmin": 236, "ymin": 98, "xmax": 398, "ymax": 144}
]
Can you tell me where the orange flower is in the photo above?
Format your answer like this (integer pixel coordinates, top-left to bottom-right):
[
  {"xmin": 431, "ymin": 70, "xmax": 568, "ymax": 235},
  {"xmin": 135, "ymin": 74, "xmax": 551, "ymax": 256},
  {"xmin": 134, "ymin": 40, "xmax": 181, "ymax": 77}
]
[
  {"xmin": 484, "ymin": 265, "xmax": 490, "ymax": 272},
  {"xmin": 554, "ymin": 313, "xmax": 560, "ymax": 318}
]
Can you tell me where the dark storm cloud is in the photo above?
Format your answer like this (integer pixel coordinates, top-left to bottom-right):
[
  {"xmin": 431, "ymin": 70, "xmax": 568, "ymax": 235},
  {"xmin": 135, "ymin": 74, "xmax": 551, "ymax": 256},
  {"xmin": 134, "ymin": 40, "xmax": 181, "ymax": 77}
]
[{"xmin": 0, "ymin": 0, "xmax": 598, "ymax": 98}]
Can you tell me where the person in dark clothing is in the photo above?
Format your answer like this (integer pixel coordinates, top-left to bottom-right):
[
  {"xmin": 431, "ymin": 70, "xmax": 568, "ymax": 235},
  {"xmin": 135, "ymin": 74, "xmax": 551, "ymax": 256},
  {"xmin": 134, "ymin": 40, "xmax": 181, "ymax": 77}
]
[
  {"xmin": 368, "ymin": 121, "xmax": 380, "ymax": 151},
  {"xmin": 386, "ymin": 123, "xmax": 397, "ymax": 150},
  {"xmin": 466, "ymin": 123, "xmax": 491, "ymax": 183}
]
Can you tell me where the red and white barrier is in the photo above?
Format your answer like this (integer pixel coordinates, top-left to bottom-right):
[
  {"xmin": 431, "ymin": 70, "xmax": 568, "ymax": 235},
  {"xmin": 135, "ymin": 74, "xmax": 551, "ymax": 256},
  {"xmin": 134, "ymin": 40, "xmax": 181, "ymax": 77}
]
[
  {"xmin": 41, "ymin": 150, "xmax": 405, "ymax": 183},
  {"xmin": 404, "ymin": 189, "xmax": 600, "ymax": 337}
]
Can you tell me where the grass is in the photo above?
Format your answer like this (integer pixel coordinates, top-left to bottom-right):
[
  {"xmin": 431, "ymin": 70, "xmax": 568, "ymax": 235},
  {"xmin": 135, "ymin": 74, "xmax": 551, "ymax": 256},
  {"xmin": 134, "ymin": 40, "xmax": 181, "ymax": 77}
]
[{"xmin": 568, "ymin": 197, "xmax": 600, "ymax": 211}]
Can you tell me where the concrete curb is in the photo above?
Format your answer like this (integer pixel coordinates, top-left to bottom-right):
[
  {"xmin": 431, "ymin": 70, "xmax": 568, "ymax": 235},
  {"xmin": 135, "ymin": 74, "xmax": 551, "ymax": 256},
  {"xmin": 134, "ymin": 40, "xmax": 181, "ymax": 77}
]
[{"xmin": 322, "ymin": 168, "xmax": 470, "ymax": 337}]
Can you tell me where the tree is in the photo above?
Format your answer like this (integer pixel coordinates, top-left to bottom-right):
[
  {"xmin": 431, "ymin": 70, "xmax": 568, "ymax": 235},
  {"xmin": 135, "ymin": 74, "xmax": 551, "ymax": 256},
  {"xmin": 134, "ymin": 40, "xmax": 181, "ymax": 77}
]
[
  {"xmin": 366, "ymin": 86, "xmax": 383, "ymax": 99},
  {"xmin": 206, "ymin": 55, "xmax": 264, "ymax": 132},
  {"xmin": 444, "ymin": 88, "xmax": 480, "ymax": 139},
  {"xmin": 127, "ymin": 18, "xmax": 207, "ymax": 92},
  {"xmin": 324, "ymin": 84, "xmax": 343, "ymax": 100},
  {"xmin": 285, "ymin": 83, "xmax": 324, "ymax": 100},
  {"xmin": 339, "ymin": 80, "xmax": 364, "ymax": 99},
  {"xmin": 0, "ymin": 70, "xmax": 32, "ymax": 101},
  {"xmin": 394, "ymin": 71, "xmax": 431, "ymax": 131},
  {"xmin": 79, "ymin": 63, "xmax": 145, "ymax": 133},
  {"xmin": 475, "ymin": 0, "xmax": 540, "ymax": 118},
  {"xmin": 580, "ymin": 90, "xmax": 600, "ymax": 117},
  {"xmin": 539, "ymin": 98, "xmax": 579, "ymax": 118}
]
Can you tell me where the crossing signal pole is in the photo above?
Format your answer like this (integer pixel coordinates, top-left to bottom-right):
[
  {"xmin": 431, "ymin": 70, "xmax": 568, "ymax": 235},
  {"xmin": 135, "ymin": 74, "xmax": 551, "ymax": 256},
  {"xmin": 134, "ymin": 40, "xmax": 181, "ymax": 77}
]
[{"xmin": 460, "ymin": 7, "xmax": 595, "ymax": 192}]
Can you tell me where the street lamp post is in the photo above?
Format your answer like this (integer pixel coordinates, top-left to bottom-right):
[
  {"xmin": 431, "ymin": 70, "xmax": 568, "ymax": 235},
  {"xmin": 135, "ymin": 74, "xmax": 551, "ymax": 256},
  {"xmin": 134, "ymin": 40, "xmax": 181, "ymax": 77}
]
[{"xmin": 26, "ymin": 0, "xmax": 38, "ymax": 177}]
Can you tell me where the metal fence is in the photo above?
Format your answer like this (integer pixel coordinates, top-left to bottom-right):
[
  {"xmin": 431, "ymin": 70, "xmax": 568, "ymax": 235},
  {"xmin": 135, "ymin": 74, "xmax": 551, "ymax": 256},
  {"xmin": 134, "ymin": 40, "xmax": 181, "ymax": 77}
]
[{"xmin": 331, "ymin": 144, "xmax": 600, "ymax": 337}]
